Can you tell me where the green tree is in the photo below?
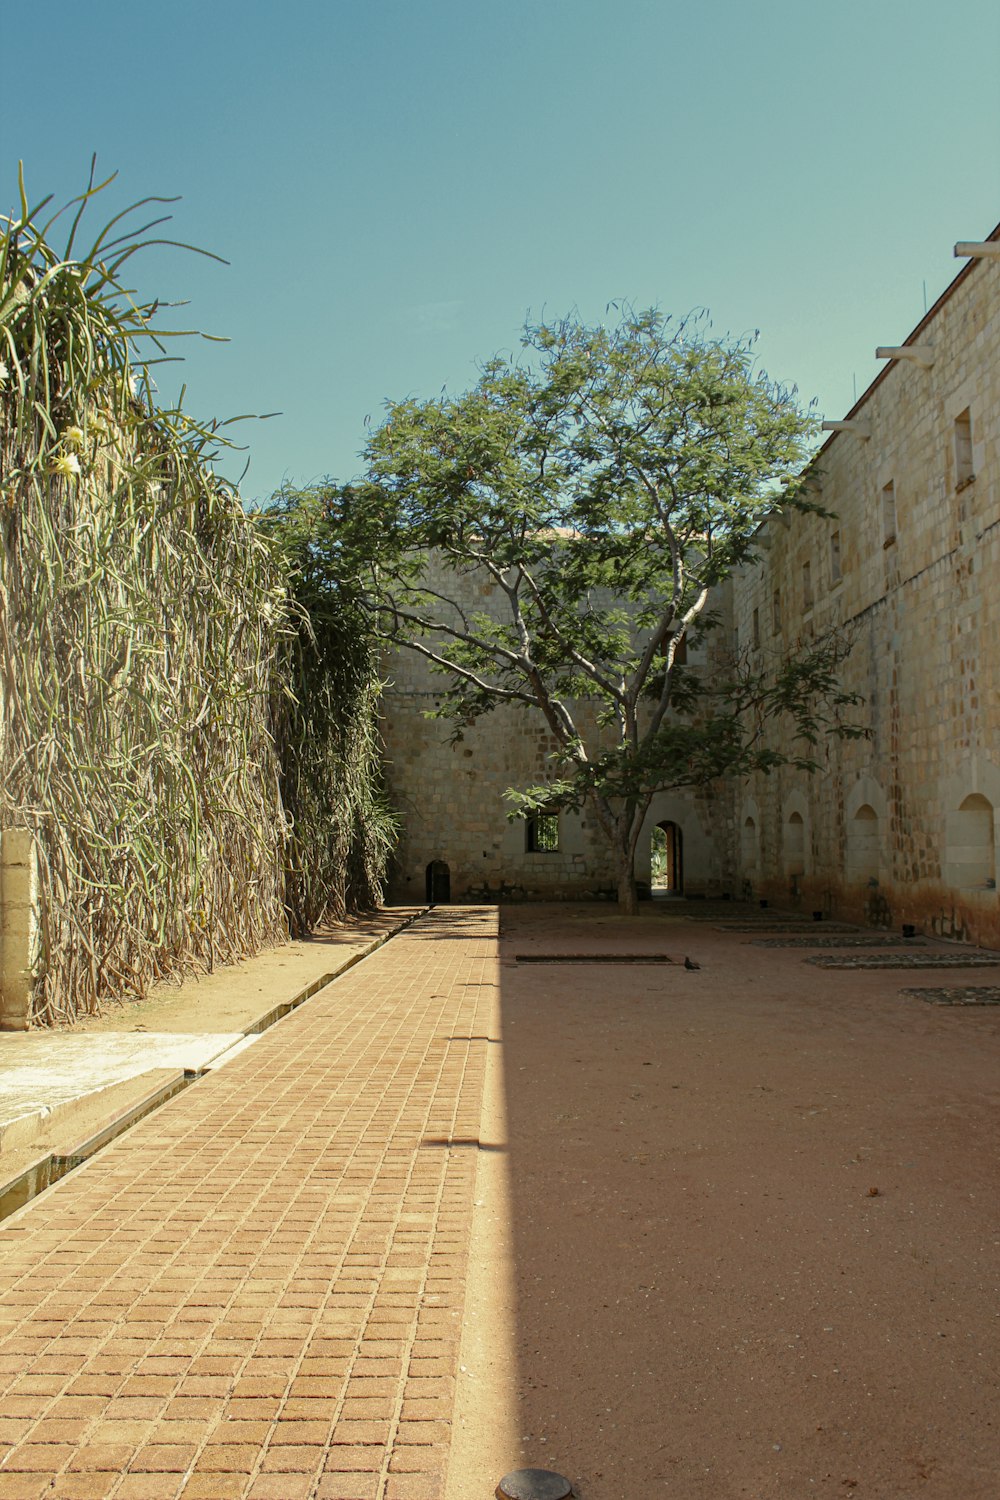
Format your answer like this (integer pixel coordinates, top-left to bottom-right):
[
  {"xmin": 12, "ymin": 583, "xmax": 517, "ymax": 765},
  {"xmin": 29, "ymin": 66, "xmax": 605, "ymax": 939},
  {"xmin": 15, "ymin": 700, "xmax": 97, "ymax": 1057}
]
[{"xmin": 346, "ymin": 309, "xmax": 864, "ymax": 912}]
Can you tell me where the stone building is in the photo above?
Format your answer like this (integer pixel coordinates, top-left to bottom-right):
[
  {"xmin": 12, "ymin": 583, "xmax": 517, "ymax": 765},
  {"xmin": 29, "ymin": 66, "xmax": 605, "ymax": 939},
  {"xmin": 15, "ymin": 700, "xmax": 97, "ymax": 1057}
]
[
  {"xmin": 382, "ymin": 220, "xmax": 1000, "ymax": 943},
  {"xmin": 732, "ymin": 222, "xmax": 1000, "ymax": 946}
]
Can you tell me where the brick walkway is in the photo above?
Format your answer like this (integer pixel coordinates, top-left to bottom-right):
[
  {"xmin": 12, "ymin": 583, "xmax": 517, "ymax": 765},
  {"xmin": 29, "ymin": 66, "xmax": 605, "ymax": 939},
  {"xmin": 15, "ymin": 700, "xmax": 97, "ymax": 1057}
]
[{"xmin": 0, "ymin": 907, "xmax": 497, "ymax": 1500}]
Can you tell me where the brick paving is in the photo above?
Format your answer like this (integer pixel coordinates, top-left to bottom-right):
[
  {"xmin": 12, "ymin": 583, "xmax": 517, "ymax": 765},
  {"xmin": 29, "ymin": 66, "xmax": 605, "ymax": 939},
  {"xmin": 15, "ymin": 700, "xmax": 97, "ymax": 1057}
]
[{"xmin": 0, "ymin": 907, "xmax": 497, "ymax": 1500}]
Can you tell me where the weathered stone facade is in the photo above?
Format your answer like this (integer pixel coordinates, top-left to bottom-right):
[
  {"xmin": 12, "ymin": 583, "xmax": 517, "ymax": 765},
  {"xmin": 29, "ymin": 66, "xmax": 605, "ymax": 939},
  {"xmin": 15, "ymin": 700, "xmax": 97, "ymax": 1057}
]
[
  {"xmin": 731, "ymin": 224, "xmax": 1000, "ymax": 944},
  {"xmin": 380, "ymin": 552, "xmax": 725, "ymax": 903},
  {"xmin": 382, "ymin": 222, "xmax": 1000, "ymax": 940}
]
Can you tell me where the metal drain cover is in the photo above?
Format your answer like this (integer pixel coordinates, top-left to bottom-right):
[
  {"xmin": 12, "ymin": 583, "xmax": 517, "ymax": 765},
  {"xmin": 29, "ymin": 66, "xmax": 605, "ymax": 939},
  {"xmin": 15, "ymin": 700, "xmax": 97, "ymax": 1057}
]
[{"xmin": 496, "ymin": 1470, "xmax": 573, "ymax": 1500}]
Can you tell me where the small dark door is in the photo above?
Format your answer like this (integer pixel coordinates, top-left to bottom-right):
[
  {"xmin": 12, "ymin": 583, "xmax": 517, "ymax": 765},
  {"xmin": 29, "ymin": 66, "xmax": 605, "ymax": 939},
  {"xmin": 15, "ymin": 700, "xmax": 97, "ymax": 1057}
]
[{"xmin": 426, "ymin": 860, "xmax": 451, "ymax": 903}]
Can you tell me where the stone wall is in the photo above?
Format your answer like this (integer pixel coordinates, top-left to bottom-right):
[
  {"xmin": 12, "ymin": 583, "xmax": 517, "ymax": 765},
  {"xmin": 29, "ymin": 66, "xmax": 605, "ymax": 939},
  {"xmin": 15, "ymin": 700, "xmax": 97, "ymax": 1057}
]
[
  {"xmin": 381, "ymin": 552, "xmax": 725, "ymax": 903},
  {"xmin": 0, "ymin": 829, "xmax": 42, "ymax": 1030},
  {"xmin": 730, "ymin": 231, "xmax": 1000, "ymax": 944}
]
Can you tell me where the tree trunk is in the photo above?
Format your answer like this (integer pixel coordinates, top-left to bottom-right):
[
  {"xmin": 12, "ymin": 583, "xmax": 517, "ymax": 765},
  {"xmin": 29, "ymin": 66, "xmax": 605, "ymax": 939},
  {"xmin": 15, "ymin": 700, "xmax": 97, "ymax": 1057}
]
[
  {"xmin": 588, "ymin": 791, "xmax": 643, "ymax": 915},
  {"xmin": 617, "ymin": 862, "xmax": 639, "ymax": 915}
]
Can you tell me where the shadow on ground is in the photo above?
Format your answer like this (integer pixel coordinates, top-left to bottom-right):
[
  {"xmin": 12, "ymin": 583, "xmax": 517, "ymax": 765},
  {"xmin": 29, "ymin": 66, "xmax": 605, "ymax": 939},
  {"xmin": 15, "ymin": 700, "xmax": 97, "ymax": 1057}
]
[{"xmin": 496, "ymin": 902, "xmax": 1000, "ymax": 1500}]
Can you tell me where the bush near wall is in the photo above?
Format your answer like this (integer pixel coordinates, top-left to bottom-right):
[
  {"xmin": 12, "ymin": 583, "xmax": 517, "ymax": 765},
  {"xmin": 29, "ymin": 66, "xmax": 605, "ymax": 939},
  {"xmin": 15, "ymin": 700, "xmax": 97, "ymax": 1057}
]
[
  {"xmin": 0, "ymin": 170, "xmax": 392, "ymax": 1023},
  {"xmin": 262, "ymin": 485, "xmax": 397, "ymax": 936}
]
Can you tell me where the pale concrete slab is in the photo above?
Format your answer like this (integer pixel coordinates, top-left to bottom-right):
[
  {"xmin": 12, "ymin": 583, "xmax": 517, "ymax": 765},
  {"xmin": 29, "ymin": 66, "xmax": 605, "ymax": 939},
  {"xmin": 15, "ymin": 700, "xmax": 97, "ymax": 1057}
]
[
  {"xmin": 0, "ymin": 1031, "xmax": 246, "ymax": 1146},
  {"xmin": 0, "ymin": 908, "xmax": 422, "ymax": 1167}
]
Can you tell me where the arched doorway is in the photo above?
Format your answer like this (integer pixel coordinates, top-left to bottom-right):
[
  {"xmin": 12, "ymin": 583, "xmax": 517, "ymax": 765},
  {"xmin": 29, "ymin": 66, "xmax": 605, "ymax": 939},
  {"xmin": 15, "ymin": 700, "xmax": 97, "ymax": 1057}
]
[
  {"xmin": 651, "ymin": 821, "xmax": 683, "ymax": 895},
  {"xmin": 425, "ymin": 860, "xmax": 451, "ymax": 904}
]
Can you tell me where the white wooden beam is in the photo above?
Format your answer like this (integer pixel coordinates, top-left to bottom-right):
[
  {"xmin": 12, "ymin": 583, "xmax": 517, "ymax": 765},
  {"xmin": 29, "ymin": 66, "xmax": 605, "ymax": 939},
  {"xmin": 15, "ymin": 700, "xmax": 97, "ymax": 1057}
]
[
  {"xmin": 821, "ymin": 420, "xmax": 871, "ymax": 440},
  {"xmin": 875, "ymin": 344, "xmax": 935, "ymax": 369},
  {"xmin": 954, "ymin": 241, "xmax": 1000, "ymax": 259}
]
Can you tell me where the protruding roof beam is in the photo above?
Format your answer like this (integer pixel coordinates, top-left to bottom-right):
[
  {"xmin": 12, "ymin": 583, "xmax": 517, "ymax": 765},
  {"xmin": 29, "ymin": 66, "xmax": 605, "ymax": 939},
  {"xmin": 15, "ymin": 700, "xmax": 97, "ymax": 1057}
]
[
  {"xmin": 954, "ymin": 241, "xmax": 1000, "ymax": 258},
  {"xmin": 821, "ymin": 420, "xmax": 871, "ymax": 439},
  {"xmin": 875, "ymin": 344, "xmax": 935, "ymax": 369}
]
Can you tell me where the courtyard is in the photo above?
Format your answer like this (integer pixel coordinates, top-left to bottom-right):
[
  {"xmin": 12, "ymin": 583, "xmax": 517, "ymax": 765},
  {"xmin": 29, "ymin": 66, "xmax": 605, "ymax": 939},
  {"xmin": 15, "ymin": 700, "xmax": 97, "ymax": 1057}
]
[{"xmin": 1, "ymin": 902, "xmax": 998, "ymax": 1499}]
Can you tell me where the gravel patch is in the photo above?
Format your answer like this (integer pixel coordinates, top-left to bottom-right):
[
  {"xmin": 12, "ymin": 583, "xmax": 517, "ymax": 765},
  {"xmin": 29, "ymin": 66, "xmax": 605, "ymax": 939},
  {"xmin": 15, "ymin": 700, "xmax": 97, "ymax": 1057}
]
[
  {"xmin": 807, "ymin": 952, "xmax": 1000, "ymax": 969},
  {"xmin": 901, "ymin": 986, "xmax": 1000, "ymax": 1005},
  {"xmin": 752, "ymin": 935, "xmax": 928, "ymax": 949}
]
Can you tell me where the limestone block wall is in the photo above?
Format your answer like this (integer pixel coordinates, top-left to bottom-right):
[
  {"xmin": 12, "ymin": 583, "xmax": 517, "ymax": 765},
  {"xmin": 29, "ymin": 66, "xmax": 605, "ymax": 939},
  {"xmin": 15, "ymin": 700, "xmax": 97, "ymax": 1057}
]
[
  {"xmin": 730, "ymin": 231, "xmax": 1000, "ymax": 944},
  {"xmin": 382, "ymin": 690, "xmax": 616, "ymax": 901},
  {"xmin": 381, "ymin": 551, "xmax": 727, "ymax": 902}
]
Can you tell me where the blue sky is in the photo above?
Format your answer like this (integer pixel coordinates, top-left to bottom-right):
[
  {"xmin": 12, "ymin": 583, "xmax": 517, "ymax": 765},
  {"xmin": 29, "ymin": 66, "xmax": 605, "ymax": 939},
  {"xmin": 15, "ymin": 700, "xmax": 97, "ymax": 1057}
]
[{"xmin": 9, "ymin": 0, "xmax": 1000, "ymax": 504}]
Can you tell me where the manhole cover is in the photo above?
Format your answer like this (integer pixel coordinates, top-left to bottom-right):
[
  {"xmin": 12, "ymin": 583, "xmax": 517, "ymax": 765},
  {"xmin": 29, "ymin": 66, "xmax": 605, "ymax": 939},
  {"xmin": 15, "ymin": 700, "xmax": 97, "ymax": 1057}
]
[{"xmin": 497, "ymin": 1470, "xmax": 573, "ymax": 1500}]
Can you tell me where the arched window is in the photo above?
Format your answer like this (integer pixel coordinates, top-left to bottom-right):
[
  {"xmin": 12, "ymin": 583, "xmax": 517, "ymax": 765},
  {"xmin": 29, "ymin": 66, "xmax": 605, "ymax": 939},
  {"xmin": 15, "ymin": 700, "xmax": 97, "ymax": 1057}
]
[
  {"xmin": 953, "ymin": 794, "xmax": 996, "ymax": 888},
  {"xmin": 846, "ymin": 804, "xmax": 880, "ymax": 884}
]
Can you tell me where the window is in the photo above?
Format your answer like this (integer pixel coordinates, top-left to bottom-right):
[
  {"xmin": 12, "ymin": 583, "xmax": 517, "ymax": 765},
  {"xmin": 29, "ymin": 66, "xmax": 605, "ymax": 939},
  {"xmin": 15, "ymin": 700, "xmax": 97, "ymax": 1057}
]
[
  {"xmin": 751, "ymin": 607, "xmax": 760, "ymax": 649},
  {"xmin": 526, "ymin": 812, "xmax": 560, "ymax": 852},
  {"xmin": 830, "ymin": 529, "xmax": 842, "ymax": 584},
  {"xmin": 802, "ymin": 560, "xmax": 813, "ymax": 610},
  {"xmin": 772, "ymin": 589, "xmax": 782, "ymax": 632},
  {"xmin": 954, "ymin": 408, "xmax": 974, "ymax": 489},
  {"xmin": 881, "ymin": 481, "xmax": 896, "ymax": 547},
  {"xmin": 659, "ymin": 627, "xmax": 687, "ymax": 664}
]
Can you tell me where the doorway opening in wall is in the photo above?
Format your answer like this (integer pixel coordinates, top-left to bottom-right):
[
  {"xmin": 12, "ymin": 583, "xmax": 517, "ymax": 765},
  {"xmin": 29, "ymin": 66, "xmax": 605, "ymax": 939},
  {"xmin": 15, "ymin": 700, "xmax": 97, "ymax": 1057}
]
[
  {"xmin": 425, "ymin": 860, "xmax": 451, "ymax": 903},
  {"xmin": 651, "ymin": 822, "xmax": 684, "ymax": 896}
]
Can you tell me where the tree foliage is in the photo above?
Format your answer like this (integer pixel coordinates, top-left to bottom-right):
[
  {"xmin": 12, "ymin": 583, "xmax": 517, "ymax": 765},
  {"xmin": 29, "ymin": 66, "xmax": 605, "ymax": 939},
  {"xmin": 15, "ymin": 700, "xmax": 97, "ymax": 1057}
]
[{"xmin": 318, "ymin": 309, "xmax": 865, "ymax": 910}]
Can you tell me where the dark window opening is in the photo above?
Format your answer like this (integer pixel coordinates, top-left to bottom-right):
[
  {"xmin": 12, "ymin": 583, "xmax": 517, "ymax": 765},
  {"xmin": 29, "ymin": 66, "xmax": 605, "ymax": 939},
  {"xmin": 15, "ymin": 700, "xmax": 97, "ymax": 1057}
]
[
  {"xmin": 830, "ymin": 529, "xmax": 842, "ymax": 583},
  {"xmin": 882, "ymin": 480, "xmax": 896, "ymax": 547},
  {"xmin": 955, "ymin": 409, "xmax": 974, "ymax": 489},
  {"xmin": 658, "ymin": 628, "xmax": 688, "ymax": 664},
  {"xmin": 526, "ymin": 813, "xmax": 560, "ymax": 852}
]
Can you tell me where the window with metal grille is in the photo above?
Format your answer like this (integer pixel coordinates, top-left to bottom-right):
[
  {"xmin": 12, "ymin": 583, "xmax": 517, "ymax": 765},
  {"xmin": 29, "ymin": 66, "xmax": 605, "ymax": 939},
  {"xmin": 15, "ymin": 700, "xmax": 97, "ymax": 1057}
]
[{"xmin": 526, "ymin": 813, "xmax": 560, "ymax": 852}]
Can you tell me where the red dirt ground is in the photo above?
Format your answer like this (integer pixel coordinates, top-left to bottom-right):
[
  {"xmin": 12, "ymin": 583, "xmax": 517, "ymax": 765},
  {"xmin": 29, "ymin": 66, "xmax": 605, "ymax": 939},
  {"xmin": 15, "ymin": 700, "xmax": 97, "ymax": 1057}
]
[{"xmin": 448, "ymin": 903, "xmax": 1000, "ymax": 1500}]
